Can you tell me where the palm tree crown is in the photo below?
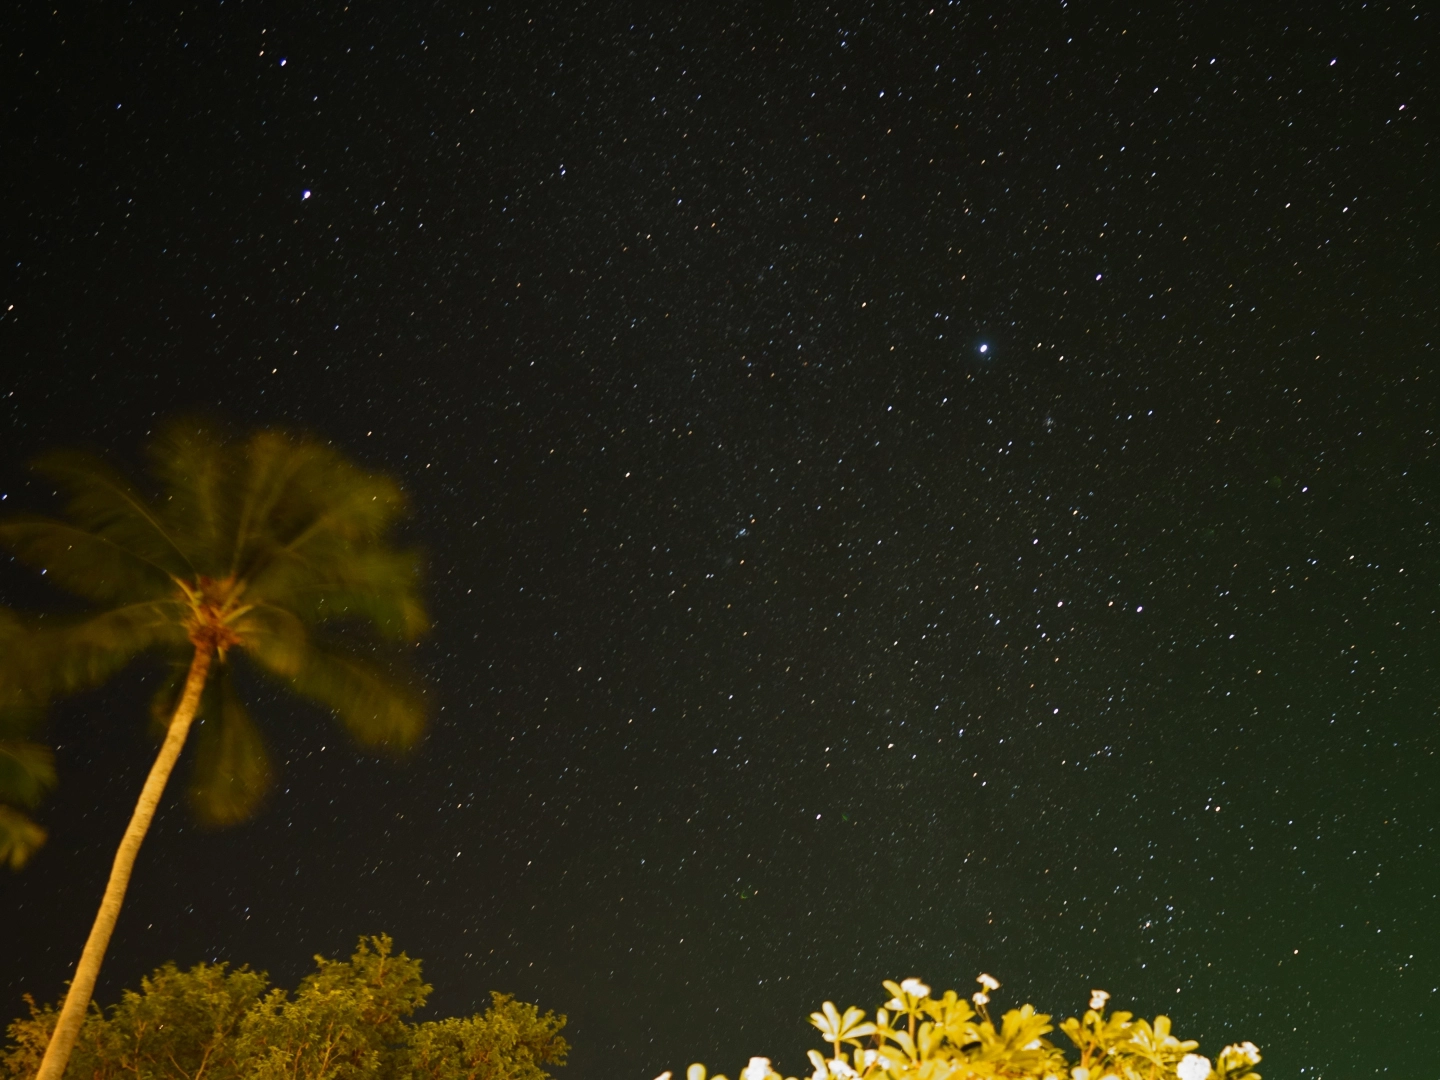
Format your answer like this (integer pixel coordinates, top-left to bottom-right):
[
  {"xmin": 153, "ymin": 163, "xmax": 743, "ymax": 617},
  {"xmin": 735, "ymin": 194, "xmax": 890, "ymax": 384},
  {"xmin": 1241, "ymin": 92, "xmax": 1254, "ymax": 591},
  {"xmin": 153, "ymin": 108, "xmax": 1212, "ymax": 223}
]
[{"xmin": 0, "ymin": 420, "xmax": 427, "ymax": 821}]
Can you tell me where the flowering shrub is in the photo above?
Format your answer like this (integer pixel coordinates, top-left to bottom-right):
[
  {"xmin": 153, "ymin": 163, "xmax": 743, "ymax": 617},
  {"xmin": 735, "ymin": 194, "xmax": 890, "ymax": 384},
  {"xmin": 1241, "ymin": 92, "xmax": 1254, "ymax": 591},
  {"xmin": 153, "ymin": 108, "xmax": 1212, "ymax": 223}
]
[{"xmin": 658, "ymin": 976, "xmax": 1260, "ymax": 1080}]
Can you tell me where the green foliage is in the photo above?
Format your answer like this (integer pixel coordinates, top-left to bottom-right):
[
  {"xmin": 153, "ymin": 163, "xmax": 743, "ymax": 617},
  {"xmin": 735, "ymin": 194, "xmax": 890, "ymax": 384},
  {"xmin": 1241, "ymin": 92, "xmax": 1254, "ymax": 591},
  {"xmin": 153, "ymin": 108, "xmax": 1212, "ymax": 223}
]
[
  {"xmin": 0, "ymin": 695, "xmax": 55, "ymax": 869},
  {"xmin": 2, "ymin": 961, "xmax": 266, "ymax": 1080},
  {"xmin": 237, "ymin": 934, "xmax": 432, "ymax": 1080},
  {"xmin": 186, "ymin": 666, "xmax": 273, "ymax": 825},
  {"xmin": 0, "ymin": 419, "xmax": 429, "ymax": 829},
  {"xmin": 668, "ymin": 976, "xmax": 1259, "ymax": 1080},
  {"xmin": 2, "ymin": 936, "xmax": 568, "ymax": 1080},
  {"xmin": 406, "ymin": 994, "xmax": 570, "ymax": 1080}
]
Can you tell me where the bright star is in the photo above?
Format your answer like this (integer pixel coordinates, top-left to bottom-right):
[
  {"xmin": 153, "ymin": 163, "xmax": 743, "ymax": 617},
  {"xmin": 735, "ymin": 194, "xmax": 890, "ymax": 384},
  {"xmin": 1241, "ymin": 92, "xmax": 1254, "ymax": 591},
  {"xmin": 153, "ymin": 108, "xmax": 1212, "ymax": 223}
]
[{"xmin": 978, "ymin": 343, "xmax": 989, "ymax": 354}]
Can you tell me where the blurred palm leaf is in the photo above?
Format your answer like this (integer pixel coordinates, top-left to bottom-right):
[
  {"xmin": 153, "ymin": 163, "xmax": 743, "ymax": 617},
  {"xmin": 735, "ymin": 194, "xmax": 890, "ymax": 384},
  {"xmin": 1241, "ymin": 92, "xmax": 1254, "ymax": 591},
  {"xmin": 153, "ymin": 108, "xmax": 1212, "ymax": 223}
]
[
  {"xmin": 32, "ymin": 450, "xmax": 196, "ymax": 578},
  {"xmin": 286, "ymin": 645, "xmax": 425, "ymax": 751},
  {"xmin": 0, "ymin": 517, "xmax": 177, "ymax": 603},
  {"xmin": 0, "ymin": 724, "xmax": 56, "ymax": 807},
  {"xmin": 0, "ymin": 704, "xmax": 57, "ymax": 869},
  {"xmin": 1, "ymin": 603, "xmax": 188, "ymax": 711},
  {"xmin": 188, "ymin": 667, "xmax": 273, "ymax": 826},
  {"xmin": 0, "ymin": 806, "xmax": 48, "ymax": 870}
]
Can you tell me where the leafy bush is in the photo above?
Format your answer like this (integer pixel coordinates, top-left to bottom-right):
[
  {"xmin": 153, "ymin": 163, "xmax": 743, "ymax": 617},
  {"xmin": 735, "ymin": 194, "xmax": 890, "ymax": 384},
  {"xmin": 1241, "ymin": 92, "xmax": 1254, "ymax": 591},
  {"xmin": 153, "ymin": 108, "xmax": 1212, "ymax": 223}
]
[
  {"xmin": 662, "ymin": 976, "xmax": 1259, "ymax": 1080},
  {"xmin": 3, "ymin": 935, "xmax": 567, "ymax": 1080}
]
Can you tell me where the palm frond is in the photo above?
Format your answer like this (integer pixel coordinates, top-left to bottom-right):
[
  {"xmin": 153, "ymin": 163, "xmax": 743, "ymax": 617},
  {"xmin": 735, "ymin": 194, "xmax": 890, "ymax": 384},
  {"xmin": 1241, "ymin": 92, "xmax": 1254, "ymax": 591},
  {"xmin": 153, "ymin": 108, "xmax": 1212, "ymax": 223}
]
[
  {"xmin": 0, "ymin": 602, "xmax": 187, "ymax": 709},
  {"xmin": 233, "ymin": 433, "xmax": 409, "ymax": 583},
  {"xmin": 147, "ymin": 660, "xmax": 190, "ymax": 739},
  {"xmin": 149, "ymin": 419, "xmax": 238, "ymax": 575},
  {"xmin": 188, "ymin": 666, "xmax": 272, "ymax": 826},
  {"xmin": 273, "ymin": 461, "xmax": 406, "ymax": 551},
  {"xmin": 228, "ymin": 431, "xmax": 315, "ymax": 578},
  {"xmin": 238, "ymin": 607, "xmax": 424, "ymax": 748},
  {"xmin": 218, "ymin": 430, "xmax": 423, "ymax": 643},
  {"xmin": 233, "ymin": 604, "xmax": 310, "ymax": 678},
  {"xmin": 0, "ymin": 700, "xmax": 54, "ymax": 871},
  {"xmin": 248, "ymin": 549, "xmax": 427, "ymax": 641},
  {"xmin": 0, "ymin": 806, "xmax": 47, "ymax": 870},
  {"xmin": 32, "ymin": 449, "xmax": 195, "ymax": 578},
  {"xmin": 0, "ymin": 516, "xmax": 177, "ymax": 603},
  {"xmin": 281, "ymin": 645, "xmax": 425, "ymax": 751},
  {"xmin": 0, "ymin": 731, "xmax": 56, "ymax": 809}
]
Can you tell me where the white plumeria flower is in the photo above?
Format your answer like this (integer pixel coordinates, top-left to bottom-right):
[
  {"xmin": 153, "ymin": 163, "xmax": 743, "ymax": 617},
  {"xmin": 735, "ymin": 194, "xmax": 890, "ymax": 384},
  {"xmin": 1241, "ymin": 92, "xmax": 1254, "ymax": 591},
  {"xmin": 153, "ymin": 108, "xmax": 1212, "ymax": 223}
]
[
  {"xmin": 1219, "ymin": 1042, "xmax": 1261, "ymax": 1070},
  {"xmin": 977, "ymin": 973, "xmax": 1001, "ymax": 991},
  {"xmin": 1089, "ymin": 990, "xmax": 1110, "ymax": 1011},
  {"xmin": 742, "ymin": 1058, "xmax": 772, "ymax": 1080},
  {"xmin": 828, "ymin": 1060, "xmax": 857, "ymax": 1080},
  {"xmin": 972, "ymin": 991, "xmax": 989, "ymax": 1006},
  {"xmin": 1177, "ymin": 1054, "xmax": 1213, "ymax": 1080},
  {"xmin": 900, "ymin": 978, "xmax": 931, "ymax": 998}
]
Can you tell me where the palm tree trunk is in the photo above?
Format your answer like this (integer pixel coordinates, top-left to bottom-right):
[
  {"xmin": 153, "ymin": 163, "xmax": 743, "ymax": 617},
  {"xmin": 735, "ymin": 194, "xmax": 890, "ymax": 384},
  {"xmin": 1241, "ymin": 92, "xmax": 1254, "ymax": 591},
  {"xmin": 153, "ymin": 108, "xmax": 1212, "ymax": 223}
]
[{"xmin": 34, "ymin": 645, "xmax": 213, "ymax": 1080}]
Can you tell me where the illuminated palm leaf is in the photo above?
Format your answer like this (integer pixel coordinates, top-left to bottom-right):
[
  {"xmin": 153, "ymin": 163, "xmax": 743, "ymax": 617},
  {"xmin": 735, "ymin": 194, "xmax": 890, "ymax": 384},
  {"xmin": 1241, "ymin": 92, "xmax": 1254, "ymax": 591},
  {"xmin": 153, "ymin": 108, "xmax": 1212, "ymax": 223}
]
[
  {"xmin": 0, "ymin": 806, "xmax": 48, "ymax": 870},
  {"xmin": 0, "ymin": 517, "xmax": 175, "ymax": 602},
  {"xmin": 284, "ymin": 645, "xmax": 425, "ymax": 751},
  {"xmin": 2, "ymin": 603, "xmax": 187, "ymax": 708},
  {"xmin": 147, "ymin": 420, "xmax": 237, "ymax": 573},
  {"xmin": 187, "ymin": 667, "xmax": 273, "ymax": 826},
  {"xmin": 0, "ymin": 724, "xmax": 56, "ymax": 808},
  {"xmin": 251, "ymin": 548, "xmax": 427, "ymax": 640},
  {"xmin": 0, "ymin": 701, "xmax": 57, "ymax": 869},
  {"xmin": 30, "ymin": 449, "xmax": 195, "ymax": 577}
]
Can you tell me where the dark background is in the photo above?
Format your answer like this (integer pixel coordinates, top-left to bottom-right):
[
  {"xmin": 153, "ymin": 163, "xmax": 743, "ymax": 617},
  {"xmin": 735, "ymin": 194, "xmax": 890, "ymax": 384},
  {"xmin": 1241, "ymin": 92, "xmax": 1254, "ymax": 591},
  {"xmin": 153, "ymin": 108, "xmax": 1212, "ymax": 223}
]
[{"xmin": 1, "ymin": 2, "xmax": 1435, "ymax": 1077}]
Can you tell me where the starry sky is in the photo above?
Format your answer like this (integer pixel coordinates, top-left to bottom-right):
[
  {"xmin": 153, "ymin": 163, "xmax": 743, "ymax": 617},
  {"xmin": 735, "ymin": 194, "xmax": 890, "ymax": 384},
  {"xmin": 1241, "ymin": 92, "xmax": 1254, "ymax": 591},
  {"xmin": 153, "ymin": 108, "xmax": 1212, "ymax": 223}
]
[{"xmin": 1, "ymin": 2, "xmax": 1435, "ymax": 1078}]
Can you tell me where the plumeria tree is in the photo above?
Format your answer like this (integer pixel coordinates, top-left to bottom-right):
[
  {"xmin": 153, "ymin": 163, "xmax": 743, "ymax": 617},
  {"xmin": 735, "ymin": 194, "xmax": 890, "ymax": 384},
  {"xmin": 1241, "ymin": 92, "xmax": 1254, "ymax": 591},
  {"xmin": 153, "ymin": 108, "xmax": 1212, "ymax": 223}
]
[{"xmin": 658, "ymin": 976, "xmax": 1260, "ymax": 1080}]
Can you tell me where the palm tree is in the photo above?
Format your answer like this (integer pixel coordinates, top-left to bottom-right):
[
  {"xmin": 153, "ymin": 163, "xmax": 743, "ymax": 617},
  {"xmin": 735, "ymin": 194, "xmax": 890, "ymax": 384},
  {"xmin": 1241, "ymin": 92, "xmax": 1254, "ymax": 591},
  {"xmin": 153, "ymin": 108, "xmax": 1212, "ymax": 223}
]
[{"xmin": 0, "ymin": 420, "xmax": 427, "ymax": 1080}]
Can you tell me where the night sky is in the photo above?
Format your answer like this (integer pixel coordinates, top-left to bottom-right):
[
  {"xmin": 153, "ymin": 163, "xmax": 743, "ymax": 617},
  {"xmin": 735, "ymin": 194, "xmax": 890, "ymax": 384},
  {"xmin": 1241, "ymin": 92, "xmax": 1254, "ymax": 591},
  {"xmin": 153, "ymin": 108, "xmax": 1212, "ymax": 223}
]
[{"xmin": 1, "ymin": 3, "xmax": 1435, "ymax": 1078}]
